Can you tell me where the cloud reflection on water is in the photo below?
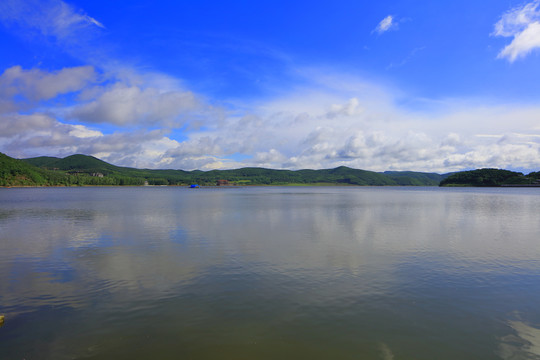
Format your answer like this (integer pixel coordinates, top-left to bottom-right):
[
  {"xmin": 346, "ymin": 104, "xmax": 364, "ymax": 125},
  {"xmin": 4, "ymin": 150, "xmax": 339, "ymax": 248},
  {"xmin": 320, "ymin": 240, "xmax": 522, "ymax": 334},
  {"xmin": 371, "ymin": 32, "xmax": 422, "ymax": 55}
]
[
  {"xmin": 2, "ymin": 187, "xmax": 540, "ymax": 314},
  {"xmin": 500, "ymin": 321, "xmax": 540, "ymax": 360}
]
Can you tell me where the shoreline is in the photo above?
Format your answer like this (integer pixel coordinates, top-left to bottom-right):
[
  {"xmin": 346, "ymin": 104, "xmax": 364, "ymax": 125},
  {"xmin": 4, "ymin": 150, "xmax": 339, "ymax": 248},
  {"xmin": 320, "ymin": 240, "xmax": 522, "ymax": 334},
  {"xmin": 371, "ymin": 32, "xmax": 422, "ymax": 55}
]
[{"xmin": 1, "ymin": 183, "xmax": 437, "ymax": 189}]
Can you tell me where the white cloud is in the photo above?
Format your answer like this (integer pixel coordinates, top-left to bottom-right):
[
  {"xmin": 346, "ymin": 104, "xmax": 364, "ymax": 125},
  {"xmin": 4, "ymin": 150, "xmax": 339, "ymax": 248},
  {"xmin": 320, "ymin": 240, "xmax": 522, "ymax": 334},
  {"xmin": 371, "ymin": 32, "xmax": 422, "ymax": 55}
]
[
  {"xmin": 69, "ymin": 82, "xmax": 201, "ymax": 127},
  {"xmin": 47, "ymin": 0, "xmax": 105, "ymax": 35},
  {"xmin": 155, "ymin": 83, "xmax": 540, "ymax": 172},
  {"xmin": 493, "ymin": 1, "xmax": 540, "ymax": 61},
  {"xmin": 493, "ymin": 1, "xmax": 540, "ymax": 37},
  {"xmin": 0, "ymin": 113, "xmax": 57, "ymax": 138},
  {"xmin": 0, "ymin": 0, "xmax": 104, "ymax": 39},
  {"xmin": 76, "ymin": 130, "xmax": 181, "ymax": 169},
  {"xmin": 253, "ymin": 149, "xmax": 288, "ymax": 167},
  {"xmin": 0, "ymin": 65, "xmax": 96, "ymax": 103},
  {"xmin": 0, "ymin": 64, "xmax": 214, "ymax": 129},
  {"xmin": 68, "ymin": 124, "xmax": 103, "ymax": 138},
  {"xmin": 326, "ymin": 98, "xmax": 364, "ymax": 118},
  {"xmin": 498, "ymin": 22, "xmax": 540, "ymax": 61},
  {"xmin": 1, "ymin": 62, "xmax": 540, "ymax": 173},
  {"xmin": 0, "ymin": 63, "xmax": 224, "ymax": 168},
  {"xmin": 373, "ymin": 15, "xmax": 395, "ymax": 34},
  {"xmin": 0, "ymin": 112, "xmax": 104, "ymax": 158},
  {"xmin": 0, "ymin": 112, "xmax": 181, "ymax": 168},
  {"xmin": 0, "ymin": 0, "xmax": 107, "ymax": 68}
]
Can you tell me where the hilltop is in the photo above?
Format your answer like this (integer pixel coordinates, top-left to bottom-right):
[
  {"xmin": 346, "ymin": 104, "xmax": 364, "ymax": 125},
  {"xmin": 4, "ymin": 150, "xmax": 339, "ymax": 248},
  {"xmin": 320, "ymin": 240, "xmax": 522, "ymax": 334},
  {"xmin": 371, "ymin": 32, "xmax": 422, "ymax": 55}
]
[{"xmin": 23, "ymin": 154, "xmax": 122, "ymax": 172}]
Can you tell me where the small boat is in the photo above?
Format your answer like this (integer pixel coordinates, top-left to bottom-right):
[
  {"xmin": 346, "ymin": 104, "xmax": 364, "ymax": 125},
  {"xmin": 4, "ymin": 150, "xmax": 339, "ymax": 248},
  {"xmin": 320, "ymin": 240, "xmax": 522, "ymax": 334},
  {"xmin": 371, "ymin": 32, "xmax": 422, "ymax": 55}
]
[{"xmin": 189, "ymin": 184, "xmax": 200, "ymax": 188}]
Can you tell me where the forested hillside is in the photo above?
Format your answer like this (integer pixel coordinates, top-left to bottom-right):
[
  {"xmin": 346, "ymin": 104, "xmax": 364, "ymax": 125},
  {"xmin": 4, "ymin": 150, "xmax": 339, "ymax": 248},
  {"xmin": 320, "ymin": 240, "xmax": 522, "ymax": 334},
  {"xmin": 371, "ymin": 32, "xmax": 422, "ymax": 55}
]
[
  {"xmin": 0, "ymin": 152, "xmax": 451, "ymax": 187},
  {"xmin": 0, "ymin": 152, "xmax": 51, "ymax": 186},
  {"xmin": 439, "ymin": 168, "xmax": 540, "ymax": 186},
  {"xmin": 9, "ymin": 153, "xmax": 540, "ymax": 188},
  {"xmin": 1, "ymin": 153, "xmax": 143, "ymax": 186}
]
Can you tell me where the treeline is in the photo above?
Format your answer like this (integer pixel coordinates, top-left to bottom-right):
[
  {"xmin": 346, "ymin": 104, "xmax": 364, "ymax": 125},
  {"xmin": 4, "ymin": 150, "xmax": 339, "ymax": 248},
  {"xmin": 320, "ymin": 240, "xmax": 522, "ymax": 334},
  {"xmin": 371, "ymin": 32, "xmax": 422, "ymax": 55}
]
[
  {"xmin": 439, "ymin": 168, "xmax": 540, "ymax": 187},
  {"xmin": 0, "ymin": 152, "xmax": 50, "ymax": 186},
  {"xmin": 0, "ymin": 153, "xmax": 148, "ymax": 186},
  {"xmin": 0, "ymin": 153, "xmax": 450, "ymax": 187},
  {"xmin": 6, "ymin": 152, "xmax": 539, "ymax": 188}
]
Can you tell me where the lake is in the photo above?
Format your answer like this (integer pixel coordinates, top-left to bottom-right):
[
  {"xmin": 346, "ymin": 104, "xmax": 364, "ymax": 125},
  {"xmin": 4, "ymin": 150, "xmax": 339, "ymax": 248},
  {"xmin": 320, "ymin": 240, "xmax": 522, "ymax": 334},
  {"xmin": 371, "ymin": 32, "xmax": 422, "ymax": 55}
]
[{"xmin": 1, "ymin": 186, "xmax": 540, "ymax": 359}]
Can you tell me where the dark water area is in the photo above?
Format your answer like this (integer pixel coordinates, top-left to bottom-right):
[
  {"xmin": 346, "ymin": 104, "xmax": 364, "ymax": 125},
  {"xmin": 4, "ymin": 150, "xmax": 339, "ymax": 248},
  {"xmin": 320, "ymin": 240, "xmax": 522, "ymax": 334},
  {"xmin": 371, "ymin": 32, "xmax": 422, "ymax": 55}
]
[{"xmin": 1, "ymin": 186, "xmax": 540, "ymax": 359}]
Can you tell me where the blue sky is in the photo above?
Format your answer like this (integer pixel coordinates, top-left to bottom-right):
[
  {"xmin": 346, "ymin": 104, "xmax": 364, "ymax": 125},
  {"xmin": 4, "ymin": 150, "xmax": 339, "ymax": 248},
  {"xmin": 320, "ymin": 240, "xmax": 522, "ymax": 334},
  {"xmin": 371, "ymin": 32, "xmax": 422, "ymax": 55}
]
[{"xmin": 1, "ymin": 0, "xmax": 540, "ymax": 172}]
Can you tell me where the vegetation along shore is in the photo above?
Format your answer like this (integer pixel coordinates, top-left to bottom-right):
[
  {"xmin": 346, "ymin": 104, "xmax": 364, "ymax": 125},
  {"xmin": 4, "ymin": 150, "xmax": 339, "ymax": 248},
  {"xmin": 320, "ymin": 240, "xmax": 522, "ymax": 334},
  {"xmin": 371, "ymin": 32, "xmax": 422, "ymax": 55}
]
[{"xmin": 1, "ymin": 152, "xmax": 539, "ymax": 187}]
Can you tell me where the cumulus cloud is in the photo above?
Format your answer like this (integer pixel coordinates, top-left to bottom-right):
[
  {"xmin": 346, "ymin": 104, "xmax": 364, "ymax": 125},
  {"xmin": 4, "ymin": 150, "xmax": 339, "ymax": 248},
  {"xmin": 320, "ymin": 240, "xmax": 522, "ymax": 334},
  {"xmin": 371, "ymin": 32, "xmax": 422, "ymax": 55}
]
[
  {"xmin": 68, "ymin": 125, "xmax": 103, "ymax": 139},
  {"xmin": 69, "ymin": 83, "xmax": 201, "ymax": 127},
  {"xmin": 0, "ymin": 64, "xmax": 200, "ymax": 167},
  {"xmin": 493, "ymin": 1, "xmax": 540, "ymax": 62},
  {"xmin": 326, "ymin": 98, "xmax": 364, "ymax": 118},
  {"xmin": 373, "ymin": 15, "xmax": 395, "ymax": 34},
  {"xmin": 1, "ymin": 61, "xmax": 540, "ymax": 173},
  {"xmin": 76, "ymin": 130, "xmax": 180, "ymax": 168},
  {"xmin": 0, "ymin": 112, "xmax": 180, "ymax": 168},
  {"xmin": 0, "ymin": 113, "xmax": 57, "ymax": 138},
  {"xmin": 0, "ymin": 112, "xmax": 101, "ymax": 158},
  {"xmin": 150, "ymin": 85, "xmax": 540, "ymax": 172},
  {"xmin": 0, "ymin": 63, "xmax": 214, "ymax": 130},
  {"xmin": 4, "ymin": 86, "xmax": 540, "ymax": 172},
  {"xmin": 0, "ymin": 62, "xmax": 224, "ymax": 168},
  {"xmin": 443, "ymin": 141, "xmax": 540, "ymax": 170},
  {"xmin": 0, "ymin": 65, "xmax": 96, "ymax": 103},
  {"xmin": 253, "ymin": 149, "xmax": 288, "ymax": 166}
]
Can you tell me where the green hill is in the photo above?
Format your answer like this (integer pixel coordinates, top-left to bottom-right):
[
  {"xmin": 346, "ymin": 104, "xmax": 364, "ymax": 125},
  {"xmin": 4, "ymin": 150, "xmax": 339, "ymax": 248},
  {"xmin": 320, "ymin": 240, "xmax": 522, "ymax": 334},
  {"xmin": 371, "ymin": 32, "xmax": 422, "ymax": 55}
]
[
  {"xmin": 51, "ymin": 154, "xmax": 118, "ymax": 171},
  {"xmin": 0, "ymin": 152, "xmax": 50, "ymax": 186},
  {"xmin": 32, "ymin": 154, "xmax": 122, "ymax": 173},
  {"xmin": 439, "ymin": 168, "xmax": 540, "ymax": 187}
]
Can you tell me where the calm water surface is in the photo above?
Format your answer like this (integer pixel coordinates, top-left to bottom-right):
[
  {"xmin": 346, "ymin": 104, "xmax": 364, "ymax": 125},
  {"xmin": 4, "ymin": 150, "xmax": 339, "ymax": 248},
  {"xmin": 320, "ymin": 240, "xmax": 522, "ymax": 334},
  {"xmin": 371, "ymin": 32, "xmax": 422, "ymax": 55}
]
[{"xmin": 1, "ymin": 186, "xmax": 540, "ymax": 359}]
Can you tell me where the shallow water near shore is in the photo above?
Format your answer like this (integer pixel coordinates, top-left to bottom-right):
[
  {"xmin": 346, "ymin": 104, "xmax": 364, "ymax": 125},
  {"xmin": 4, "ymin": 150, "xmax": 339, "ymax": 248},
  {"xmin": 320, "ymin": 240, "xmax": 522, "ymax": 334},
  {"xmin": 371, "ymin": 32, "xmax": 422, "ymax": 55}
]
[{"xmin": 1, "ymin": 186, "xmax": 540, "ymax": 359}]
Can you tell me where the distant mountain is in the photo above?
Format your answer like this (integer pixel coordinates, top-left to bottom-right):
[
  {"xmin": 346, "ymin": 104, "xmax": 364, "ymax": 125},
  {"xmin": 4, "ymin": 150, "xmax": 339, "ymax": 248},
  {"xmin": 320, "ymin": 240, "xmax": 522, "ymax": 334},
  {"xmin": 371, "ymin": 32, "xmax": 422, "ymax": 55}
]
[{"xmin": 0, "ymin": 152, "xmax": 461, "ymax": 187}]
